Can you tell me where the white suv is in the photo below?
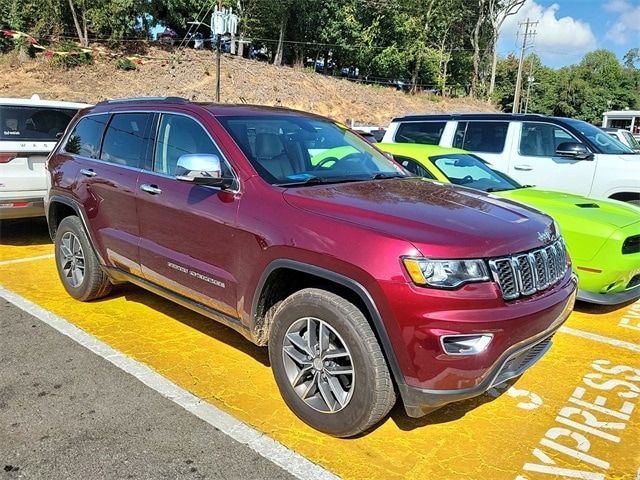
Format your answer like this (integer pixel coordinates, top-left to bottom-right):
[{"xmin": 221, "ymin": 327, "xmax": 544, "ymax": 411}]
[
  {"xmin": 1, "ymin": 95, "xmax": 89, "ymax": 219},
  {"xmin": 383, "ymin": 113, "xmax": 640, "ymax": 204}
]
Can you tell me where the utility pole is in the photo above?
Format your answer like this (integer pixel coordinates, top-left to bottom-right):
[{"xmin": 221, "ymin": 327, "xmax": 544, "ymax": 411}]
[{"xmin": 512, "ymin": 18, "xmax": 537, "ymax": 113}]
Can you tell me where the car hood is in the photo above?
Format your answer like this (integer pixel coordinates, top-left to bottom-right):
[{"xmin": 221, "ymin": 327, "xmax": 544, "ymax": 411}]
[
  {"xmin": 283, "ymin": 178, "xmax": 556, "ymax": 258},
  {"xmin": 496, "ymin": 188, "xmax": 640, "ymax": 230}
]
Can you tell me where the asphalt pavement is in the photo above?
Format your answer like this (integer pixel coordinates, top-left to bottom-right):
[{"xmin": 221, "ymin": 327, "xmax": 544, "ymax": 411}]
[{"xmin": 0, "ymin": 300, "xmax": 295, "ymax": 480}]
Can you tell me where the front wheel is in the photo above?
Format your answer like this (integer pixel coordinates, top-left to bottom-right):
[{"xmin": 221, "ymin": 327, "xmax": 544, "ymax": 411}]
[
  {"xmin": 268, "ymin": 288, "xmax": 396, "ymax": 437},
  {"xmin": 54, "ymin": 216, "xmax": 112, "ymax": 301}
]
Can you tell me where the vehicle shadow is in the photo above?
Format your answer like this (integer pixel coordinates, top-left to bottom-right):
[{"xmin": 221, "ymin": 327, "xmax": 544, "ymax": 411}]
[
  {"xmin": 574, "ymin": 299, "xmax": 637, "ymax": 314},
  {"xmin": 386, "ymin": 378, "xmax": 518, "ymax": 433},
  {"xmin": 0, "ymin": 218, "xmax": 51, "ymax": 246},
  {"xmin": 96, "ymin": 284, "xmax": 271, "ymax": 367}
]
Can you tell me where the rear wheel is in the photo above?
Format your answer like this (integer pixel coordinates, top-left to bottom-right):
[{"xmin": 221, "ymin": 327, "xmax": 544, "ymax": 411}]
[
  {"xmin": 54, "ymin": 216, "xmax": 112, "ymax": 301},
  {"xmin": 268, "ymin": 288, "xmax": 396, "ymax": 437}
]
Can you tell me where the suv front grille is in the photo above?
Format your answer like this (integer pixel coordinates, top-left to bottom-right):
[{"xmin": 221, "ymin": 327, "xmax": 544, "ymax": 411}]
[{"xmin": 489, "ymin": 239, "xmax": 568, "ymax": 301}]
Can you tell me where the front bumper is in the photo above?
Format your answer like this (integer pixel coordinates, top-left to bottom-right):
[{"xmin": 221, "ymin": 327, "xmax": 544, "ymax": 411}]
[
  {"xmin": 573, "ymin": 222, "xmax": 640, "ymax": 304},
  {"xmin": 399, "ymin": 286, "xmax": 576, "ymax": 417},
  {"xmin": 577, "ymin": 285, "xmax": 640, "ymax": 305}
]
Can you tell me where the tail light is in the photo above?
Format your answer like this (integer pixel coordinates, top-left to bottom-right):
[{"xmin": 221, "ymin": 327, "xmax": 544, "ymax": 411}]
[{"xmin": 0, "ymin": 153, "xmax": 18, "ymax": 163}]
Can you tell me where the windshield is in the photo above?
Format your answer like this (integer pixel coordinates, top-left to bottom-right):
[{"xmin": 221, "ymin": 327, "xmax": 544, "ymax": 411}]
[
  {"xmin": 217, "ymin": 115, "xmax": 407, "ymax": 185},
  {"xmin": 622, "ymin": 130, "xmax": 640, "ymax": 150},
  {"xmin": 564, "ymin": 119, "xmax": 634, "ymax": 154},
  {"xmin": 1, "ymin": 105, "xmax": 78, "ymax": 141},
  {"xmin": 430, "ymin": 153, "xmax": 521, "ymax": 192}
]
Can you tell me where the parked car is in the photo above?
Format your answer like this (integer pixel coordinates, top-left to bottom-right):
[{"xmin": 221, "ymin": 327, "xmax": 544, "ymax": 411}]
[
  {"xmin": 352, "ymin": 126, "xmax": 386, "ymax": 143},
  {"xmin": 602, "ymin": 127, "xmax": 640, "ymax": 152},
  {"xmin": 382, "ymin": 113, "xmax": 640, "ymax": 204},
  {"xmin": 377, "ymin": 143, "xmax": 640, "ymax": 306},
  {"xmin": 0, "ymin": 95, "xmax": 90, "ymax": 220},
  {"xmin": 157, "ymin": 27, "xmax": 179, "ymax": 46},
  {"xmin": 46, "ymin": 98, "xmax": 577, "ymax": 437}
]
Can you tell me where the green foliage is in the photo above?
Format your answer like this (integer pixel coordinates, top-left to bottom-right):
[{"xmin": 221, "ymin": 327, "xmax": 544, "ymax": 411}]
[
  {"xmin": 51, "ymin": 50, "xmax": 93, "ymax": 69},
  {"xmin": 2, "ymin": 0, "xmax": 638, "ymax": 116},
  {"xmin": 115, "ymin": 57, "xmax": 137, "ymax": 71},
  {"xmin": 493, "ymin": 49, "xmax": 640, "ymax": 124},
  {"xmin": 0, "ymin": 35, "xmax": 12, "ymax": 54}
]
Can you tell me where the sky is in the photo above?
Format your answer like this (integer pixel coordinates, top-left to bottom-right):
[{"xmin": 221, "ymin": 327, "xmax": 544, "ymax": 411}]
[{"xmin": 498, "ymin": 0, "xmax": 640, "ymax": 68}]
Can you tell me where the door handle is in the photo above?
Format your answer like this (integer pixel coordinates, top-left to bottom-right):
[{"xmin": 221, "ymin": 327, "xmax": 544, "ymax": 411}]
[
  {"xmin": 79, "ymin": 168, "xmax": 97, "ymax": 177},
  {"xmin": 514, "ymin": 164, "xmax": 533, "ymax": 171},
  {"xmin": 140, "ymin": 183, "xmax": 162, "ymax": 195}
]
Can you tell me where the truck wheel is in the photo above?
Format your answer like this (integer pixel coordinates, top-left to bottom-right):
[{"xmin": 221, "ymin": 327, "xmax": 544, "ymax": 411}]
[
  {"xmin": 54, "ymin": 216, "xmax": 112, "ymax": 301},
  {"xmin": 268, "ymin": 288, "xmax": 396, "ymax": 437}
]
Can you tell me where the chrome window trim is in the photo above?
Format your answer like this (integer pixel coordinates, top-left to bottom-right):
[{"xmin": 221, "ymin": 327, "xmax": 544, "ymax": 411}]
[{"xmin": 62, "ymin": 109, "xmax": 240, "ymax": 193}]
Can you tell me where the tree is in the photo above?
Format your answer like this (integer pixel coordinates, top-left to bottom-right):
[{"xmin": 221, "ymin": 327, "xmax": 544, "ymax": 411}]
[
  {"xmin": 470, "ymin": 0, "xmax": 488, "ymax": 97},
  {"xmin": 67, "ymin": 0, "xmax": 87, "ymax": 46},
  {"xmin": 487, "ymin": 0, "xmax": 525, "ymax": 96}
]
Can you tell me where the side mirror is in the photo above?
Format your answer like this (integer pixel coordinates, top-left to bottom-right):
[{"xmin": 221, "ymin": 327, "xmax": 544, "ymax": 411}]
[
  {"xmin": 175, "ymin": 154, "xmax": 233, "ymax": 189},
  {"xmin": 555, "ymin": 142, "xmax": 594, "ymax": 161}
]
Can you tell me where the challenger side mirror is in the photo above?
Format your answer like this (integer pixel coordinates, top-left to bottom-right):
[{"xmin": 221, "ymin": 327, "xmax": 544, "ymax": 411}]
[
  {"xmin": 555, "ymin": 142, "xmax": 594, "ymax": 161},
  {"xmin": 175, "ymin": 154, "xmax": 234, "ymax": 189}
]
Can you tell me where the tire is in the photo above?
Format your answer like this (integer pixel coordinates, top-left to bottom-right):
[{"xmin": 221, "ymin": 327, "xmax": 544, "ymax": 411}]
[
  {"xmin": 268, "ymin": 288, "xmax": 396, "ymax": 437},
  {"xmin": 54, "ymin": 216, "xmax": 112, "ymax": 301}
]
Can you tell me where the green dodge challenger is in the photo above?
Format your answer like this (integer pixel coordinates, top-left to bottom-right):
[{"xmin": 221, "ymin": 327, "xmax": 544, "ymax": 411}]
[{"xmin": 374, "ymin": 143, "xmax": 640, "ymax": 305}]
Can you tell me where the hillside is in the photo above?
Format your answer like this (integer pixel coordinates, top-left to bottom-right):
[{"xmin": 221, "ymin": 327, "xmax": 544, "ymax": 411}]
[{"xmin": 0, "ymin": 47, "xmax": 497, "ymax": 125}]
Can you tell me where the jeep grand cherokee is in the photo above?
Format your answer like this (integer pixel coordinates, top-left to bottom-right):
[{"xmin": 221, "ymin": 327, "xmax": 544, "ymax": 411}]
[{"xmin": 45, "ymin": 97, "xmax": 577, "ymax": 437}]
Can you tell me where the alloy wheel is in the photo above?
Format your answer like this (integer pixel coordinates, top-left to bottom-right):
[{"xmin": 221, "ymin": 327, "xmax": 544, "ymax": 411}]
[
  {"xmin": 59, "ymin": 231, "xmax": 85, "ymax": 288},
  {"xmin": 282, "ymin": 317, "xmax": 355, "ymax": 413}
]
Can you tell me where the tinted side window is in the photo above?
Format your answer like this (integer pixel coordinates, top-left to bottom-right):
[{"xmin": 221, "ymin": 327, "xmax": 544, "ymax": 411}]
[
  {"xmin": 101, "ymin": 113, "xmax": 152, "ymax": 168},
  {"xmin": 65, "ymin": 114, "xmax": 109, "ymax": 158},
  {"xmin": 519, "ymin": 122, "xmax": 578, "ymax": 157},
  {"xmin": 452, "ymin": 121, "xmax": 508, "ymax": 153},
  {"xmin": 395, "ymin": 122, "xmax": 446, "ymax": 144},
  {"xmin": 154, "ymin": 114, "xmax": 228, "ymax": 176},
  {"xmin": 394, "ymin": 155, "xmax": 435, "ymax": 179}
]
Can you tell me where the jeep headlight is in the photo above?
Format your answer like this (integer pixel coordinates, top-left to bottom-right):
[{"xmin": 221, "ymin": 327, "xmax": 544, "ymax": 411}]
[{"xmin": 403, "ymin": 257, "xmax": 490, "ymax": 288}]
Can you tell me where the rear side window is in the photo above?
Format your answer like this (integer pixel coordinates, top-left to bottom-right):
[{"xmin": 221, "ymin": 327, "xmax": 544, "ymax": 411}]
[
  {"xmin": 101, "ymin": 113, "xmax": 152, "ymax": 168},
  {"xmin": 65, "ymin": 114, "xmax": 109, "ymax": 158},
  {"xmin": 1, "ymin": 105, "xmax": 78, "ymax": 141},
  {"xmin": 453, "ymin": 121, "xmax": 508, "ymax": 153},
  {"xmin": 154, "ymin": 114, "xmax": 228, "ymax": 176},
  {"xmin": 395, "ymin": 122, "xmax": 446, "ymax": 144},
  {"xmin": 393, "ymin": 155, "xmax": 435, "ymax": 178},
  {"xmin": 519, "ymin": 122, "xmax": 578, "ymax": 157}
]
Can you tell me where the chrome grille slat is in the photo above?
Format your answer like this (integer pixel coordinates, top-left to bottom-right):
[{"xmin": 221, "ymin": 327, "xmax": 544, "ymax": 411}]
[{"xmin": 489, "ymin": 239, "xmax": 568, "ymax": 301}]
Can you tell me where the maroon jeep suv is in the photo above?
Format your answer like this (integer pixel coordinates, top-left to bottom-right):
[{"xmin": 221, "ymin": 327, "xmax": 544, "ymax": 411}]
[{"xmin": 45, "ymin": 97, "xmax": 577, "ymax": 437}]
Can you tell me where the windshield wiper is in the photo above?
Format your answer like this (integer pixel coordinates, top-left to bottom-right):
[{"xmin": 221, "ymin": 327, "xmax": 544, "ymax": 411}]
[
  {"xmin": 274, "ymin": 175, "xmax": 325, "ymax": 187},
  {"xmin": 370, "ymin": 173, "xmax": 408, "ymax": 180},
  {"xmin": 486, "ymin": 187, "xmax": 513, "ymax": 192},
  {"xmin": 275, "ymin": 175, "xmax": 373, "ymax": 187}
]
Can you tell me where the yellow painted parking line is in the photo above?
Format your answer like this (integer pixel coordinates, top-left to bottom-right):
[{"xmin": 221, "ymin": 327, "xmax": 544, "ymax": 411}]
[
  {"xmin": 0, "ymin": 218, "xmax": 53, "ymax": 262},
  {"xmin": 1, "ymin": 257, "xmax": 639, "ymax": 480},
  {"xmin": 566, "ymin": 301, "xmax": 640, "ymax": 347}
]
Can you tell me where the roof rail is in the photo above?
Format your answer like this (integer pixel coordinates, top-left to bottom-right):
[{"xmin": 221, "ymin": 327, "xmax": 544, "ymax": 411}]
[{"xmin": 97, "ymin": 96, "xmax": 190, "ymax": 105}]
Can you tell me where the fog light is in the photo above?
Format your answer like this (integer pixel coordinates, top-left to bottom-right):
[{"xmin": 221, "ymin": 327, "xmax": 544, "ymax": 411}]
[{"xmin": 441, "ymin": 334, "xmax": 493, "ymax": 355}]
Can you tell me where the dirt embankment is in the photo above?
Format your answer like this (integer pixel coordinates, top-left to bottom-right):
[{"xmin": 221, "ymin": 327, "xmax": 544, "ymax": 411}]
[{"xmin": 0, "ymin": 47, "xmax": 497, "ymax": 125}]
